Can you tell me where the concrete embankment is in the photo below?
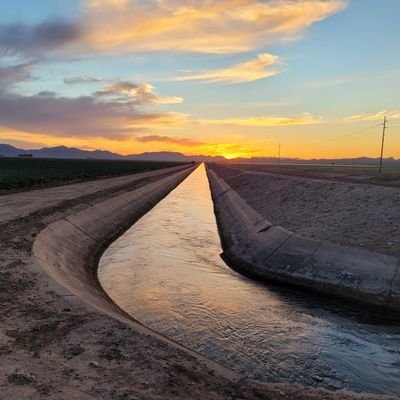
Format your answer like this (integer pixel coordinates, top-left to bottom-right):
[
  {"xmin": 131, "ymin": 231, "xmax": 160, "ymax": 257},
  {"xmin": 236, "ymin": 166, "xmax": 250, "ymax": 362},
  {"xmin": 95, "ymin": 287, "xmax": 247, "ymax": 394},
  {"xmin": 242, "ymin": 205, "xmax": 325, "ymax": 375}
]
[
  {"xmin": 33, "ymin": 164, "xmax": 239, "ymax": 381},
  {"xmin": 206, "ymin": 165, "xmax": 400, "ymax": 313}
]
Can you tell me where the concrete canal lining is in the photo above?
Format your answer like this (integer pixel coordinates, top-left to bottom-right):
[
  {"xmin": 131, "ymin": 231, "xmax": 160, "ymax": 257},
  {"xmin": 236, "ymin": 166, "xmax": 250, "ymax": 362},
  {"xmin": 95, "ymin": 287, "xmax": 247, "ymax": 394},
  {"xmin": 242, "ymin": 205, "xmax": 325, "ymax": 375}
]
[
  {"xmin": 206, "ymin": 165, "xmax": 400, "ymax": 313},
  {"xmin": 33, "ymin": 164, "xmax": 240, "ymax": 381}
]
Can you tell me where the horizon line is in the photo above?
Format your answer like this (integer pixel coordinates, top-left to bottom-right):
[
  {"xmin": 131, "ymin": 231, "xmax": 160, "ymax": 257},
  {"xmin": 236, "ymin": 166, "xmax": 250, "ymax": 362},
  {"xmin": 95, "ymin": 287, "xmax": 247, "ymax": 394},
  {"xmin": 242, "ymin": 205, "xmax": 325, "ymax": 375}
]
[{"xmin": 1, "ymin": 142, "xmax": 399, "ymax": 162}]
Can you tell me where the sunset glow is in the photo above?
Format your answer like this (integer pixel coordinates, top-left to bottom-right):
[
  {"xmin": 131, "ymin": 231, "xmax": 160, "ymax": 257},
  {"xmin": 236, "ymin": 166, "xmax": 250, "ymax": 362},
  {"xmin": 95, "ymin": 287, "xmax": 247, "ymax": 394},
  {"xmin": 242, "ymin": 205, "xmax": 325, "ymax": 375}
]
[{"xmin": 1, "ymin": 0, "xmax": 399, "ymax": 159}]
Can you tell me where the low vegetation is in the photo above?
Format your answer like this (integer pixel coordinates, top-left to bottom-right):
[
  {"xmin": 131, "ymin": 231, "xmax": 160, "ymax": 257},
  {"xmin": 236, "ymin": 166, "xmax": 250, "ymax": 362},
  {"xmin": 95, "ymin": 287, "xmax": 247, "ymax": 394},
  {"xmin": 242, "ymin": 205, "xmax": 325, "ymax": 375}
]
[{"xmin": 0, "ymin": 157, "xmax": 187, "ymax": 191}]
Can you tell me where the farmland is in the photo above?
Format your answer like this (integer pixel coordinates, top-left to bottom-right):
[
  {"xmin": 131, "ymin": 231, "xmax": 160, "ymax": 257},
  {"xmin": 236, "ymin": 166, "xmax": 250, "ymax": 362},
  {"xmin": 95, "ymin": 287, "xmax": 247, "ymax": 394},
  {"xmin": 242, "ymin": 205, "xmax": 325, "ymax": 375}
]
[
  {"xmin": 226, "ymin": 162, "xmax": 400, "ymax": 188},
  {"xmin": 0, "ymin": 157, "xmax": 188, "ymax": 192}
]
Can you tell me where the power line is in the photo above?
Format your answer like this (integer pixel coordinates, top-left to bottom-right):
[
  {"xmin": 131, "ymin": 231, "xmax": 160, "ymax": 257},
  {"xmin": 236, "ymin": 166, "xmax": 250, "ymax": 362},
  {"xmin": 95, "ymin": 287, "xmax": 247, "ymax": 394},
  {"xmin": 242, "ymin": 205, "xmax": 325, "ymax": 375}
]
[{"xmin": 306, "ymin": 122, "xmax": 381, "ymax": 148}]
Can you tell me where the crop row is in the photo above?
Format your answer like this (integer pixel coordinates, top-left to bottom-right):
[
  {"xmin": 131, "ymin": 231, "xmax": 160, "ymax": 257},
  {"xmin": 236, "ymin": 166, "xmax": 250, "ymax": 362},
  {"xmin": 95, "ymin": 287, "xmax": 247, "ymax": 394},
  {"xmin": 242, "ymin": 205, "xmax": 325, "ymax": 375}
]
[{"xmin": 0, "ymin": 158, "xmax": 187, "ymax": 191}]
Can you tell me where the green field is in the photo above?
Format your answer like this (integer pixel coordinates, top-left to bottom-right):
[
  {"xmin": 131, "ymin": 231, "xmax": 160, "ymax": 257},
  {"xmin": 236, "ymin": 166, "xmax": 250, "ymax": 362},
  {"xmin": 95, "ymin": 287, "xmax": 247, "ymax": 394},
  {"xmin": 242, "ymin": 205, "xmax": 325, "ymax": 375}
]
[{"xmin": 0, "ymin": 158, "xmax": 188, "ymax": 191}]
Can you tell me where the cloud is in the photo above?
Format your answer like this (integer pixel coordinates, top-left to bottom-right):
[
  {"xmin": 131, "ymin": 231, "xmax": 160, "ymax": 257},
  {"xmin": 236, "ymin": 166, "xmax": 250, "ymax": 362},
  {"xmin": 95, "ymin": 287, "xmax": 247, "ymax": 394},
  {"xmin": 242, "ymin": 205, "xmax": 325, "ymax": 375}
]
[
  {"xmin": 63, "ymin": 76, "xmax": 104, "ymax": 84},
  {"xmin": 0, "ymin": 91, "xmax": 186, "ymax": 139},
  {"xmin": 0, "ymin": 20, "xmax": 82, "ymax": 57},
  {"xmin": 0, "ymin": 1, "xmax": 346, "ymax": 59},
  {"xmin": 96, "ymin": 81, "xmax": 184, "ymax": 104},
  {"xmin": 83, "ymin": 0, "xmax": 347, "ymax": 54},
  {"xmin": 135, "ymin": 135, "xmax": 203, "ymax": 146},
  {"xmin": 344, "ymin": 110, "xmax": 400, "ymax": 122},
  {"xmin": 0, "ymin": 62, "xmax": 33, "ymax": 87},
  {"xmin": 198, "ymin": 113, "xmax": 321, "ymax": 126},
  {"xmin": 173, "ymin": 53, "xmax": 281, "ymax": 84}
]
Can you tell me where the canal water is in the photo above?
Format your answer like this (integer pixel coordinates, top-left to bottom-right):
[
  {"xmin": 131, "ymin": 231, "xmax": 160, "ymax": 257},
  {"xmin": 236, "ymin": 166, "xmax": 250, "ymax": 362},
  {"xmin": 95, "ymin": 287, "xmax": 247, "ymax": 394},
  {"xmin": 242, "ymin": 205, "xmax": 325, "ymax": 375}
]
[{"xmin": 98, "ymin": 164, "xmax": 400, "ymax": 395}]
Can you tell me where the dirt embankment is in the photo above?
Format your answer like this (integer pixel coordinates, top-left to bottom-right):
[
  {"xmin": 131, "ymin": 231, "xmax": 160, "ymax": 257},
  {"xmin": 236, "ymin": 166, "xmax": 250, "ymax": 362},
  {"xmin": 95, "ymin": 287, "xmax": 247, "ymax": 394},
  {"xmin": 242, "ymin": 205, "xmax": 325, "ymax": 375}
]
[
  {"xmin": 211, "ymin": 165, "xmax": 400, "ymax": 257},
  {"xmin": 227, "ymin": 164, "xmax": 400, "ymax": 188},
  {"xmin": 1, "ymin": 167, "xmax": 396, "ymax": 399}
]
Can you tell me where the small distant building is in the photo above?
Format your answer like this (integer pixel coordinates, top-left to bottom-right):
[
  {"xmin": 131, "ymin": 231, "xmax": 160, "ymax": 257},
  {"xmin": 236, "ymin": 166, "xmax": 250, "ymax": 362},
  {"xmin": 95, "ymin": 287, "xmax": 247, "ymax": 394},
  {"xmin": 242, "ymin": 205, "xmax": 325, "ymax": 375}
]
[{"xmin": 18, "ymin": 154, "xmax": 33, "ymax": 158}]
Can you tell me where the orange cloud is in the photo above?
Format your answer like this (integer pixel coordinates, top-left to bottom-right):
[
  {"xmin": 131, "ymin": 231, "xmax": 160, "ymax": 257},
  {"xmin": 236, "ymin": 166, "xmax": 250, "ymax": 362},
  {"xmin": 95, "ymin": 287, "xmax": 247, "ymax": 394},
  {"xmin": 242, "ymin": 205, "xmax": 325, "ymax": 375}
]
[
  {"xmin": 1, "ymin": 125, "xmax": 261, "ymax": 159},
  {"xmin": 173, "ymin": 53, "xmax": 281, "ymax": 84},
  {"xmin": 134, "ymin": 135, "xmax": 203, "ymax": 146},
  {"xmin": 197, "ymin": 113, "xmax": 321, "ymax": 126},
  {"xmin": 96, "ymin": 82, "xmax": 184, "ymax": 104},
  {"xmin": 83, "ymin": 0, "xmax": 347, "ymax": 54}
]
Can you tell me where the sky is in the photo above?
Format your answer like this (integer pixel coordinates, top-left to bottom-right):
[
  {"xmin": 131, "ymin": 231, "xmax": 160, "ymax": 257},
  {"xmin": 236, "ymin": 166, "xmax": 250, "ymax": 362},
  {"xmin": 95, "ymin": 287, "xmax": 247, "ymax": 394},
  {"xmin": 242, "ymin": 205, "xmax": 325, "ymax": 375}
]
[{"xmin": 0, "ymin": 0, "xmax": 399, "ymax": 159}]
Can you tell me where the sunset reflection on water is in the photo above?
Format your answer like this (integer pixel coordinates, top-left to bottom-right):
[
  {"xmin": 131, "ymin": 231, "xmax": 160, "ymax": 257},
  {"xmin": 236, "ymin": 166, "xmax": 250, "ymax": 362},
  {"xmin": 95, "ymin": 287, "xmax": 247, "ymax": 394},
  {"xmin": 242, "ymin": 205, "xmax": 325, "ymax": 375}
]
[{"xmin": 99, "ymin": 164, "xmax": 400, "ymax": 395}]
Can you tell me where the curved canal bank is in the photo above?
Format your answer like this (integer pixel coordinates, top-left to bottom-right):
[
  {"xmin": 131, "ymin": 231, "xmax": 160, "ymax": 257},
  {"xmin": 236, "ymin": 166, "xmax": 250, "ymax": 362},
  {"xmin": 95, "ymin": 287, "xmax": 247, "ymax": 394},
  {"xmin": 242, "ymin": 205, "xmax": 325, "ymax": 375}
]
[
  {"xmin": 99, "ymin": 164, "xmax": 400, "ymax": 396},
  {"xmin": 32, "ymin": 164, "xmax": 241, "ymax": 379},
  {"xmin": 206, "ymin": 164, "xmax": 400, "ymax": 313}
]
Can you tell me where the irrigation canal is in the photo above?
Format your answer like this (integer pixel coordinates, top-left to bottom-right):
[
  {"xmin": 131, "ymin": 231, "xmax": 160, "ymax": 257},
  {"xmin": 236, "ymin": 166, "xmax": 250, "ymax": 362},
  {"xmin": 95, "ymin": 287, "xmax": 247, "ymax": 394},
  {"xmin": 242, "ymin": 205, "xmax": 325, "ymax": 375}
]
[{"xmin": 99, "ymin": 164, "xmax": 400, "ymax": 395}]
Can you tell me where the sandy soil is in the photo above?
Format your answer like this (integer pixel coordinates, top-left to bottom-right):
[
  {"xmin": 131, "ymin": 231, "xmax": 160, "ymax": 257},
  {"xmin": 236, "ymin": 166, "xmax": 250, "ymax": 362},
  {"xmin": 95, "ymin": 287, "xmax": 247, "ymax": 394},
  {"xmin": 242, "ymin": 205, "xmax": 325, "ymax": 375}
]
[
  {"xmin": 211, "ymin": 164, "xmax": 400, "ymax": 257},
  {"xmin": 227, "ymin": 164, "xmax": 400, "ymax": 188},
  {"xmin": 0, "ymin": 170, "xmax": 396, "ymax": 399}
]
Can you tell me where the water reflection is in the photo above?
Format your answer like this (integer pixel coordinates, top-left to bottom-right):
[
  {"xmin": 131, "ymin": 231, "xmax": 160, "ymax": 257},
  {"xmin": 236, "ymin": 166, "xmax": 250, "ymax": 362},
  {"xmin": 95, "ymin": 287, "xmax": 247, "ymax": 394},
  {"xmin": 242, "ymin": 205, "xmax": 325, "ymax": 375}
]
[{"xmin": 99, "ymin": 164, "xmax": 400, "ymax": 395}]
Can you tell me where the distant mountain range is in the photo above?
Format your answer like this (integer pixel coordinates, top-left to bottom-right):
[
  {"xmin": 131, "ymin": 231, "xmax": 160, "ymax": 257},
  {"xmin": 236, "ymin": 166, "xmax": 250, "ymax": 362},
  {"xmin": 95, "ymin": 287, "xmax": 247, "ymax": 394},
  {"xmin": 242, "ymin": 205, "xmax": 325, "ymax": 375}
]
[
  {"xmin": 1, "ymin": 143, "xmax": 399, "ymax": 165},
  {"xmin": 0, "ymin": 144, "xmax": 225, "ymax": 162}
]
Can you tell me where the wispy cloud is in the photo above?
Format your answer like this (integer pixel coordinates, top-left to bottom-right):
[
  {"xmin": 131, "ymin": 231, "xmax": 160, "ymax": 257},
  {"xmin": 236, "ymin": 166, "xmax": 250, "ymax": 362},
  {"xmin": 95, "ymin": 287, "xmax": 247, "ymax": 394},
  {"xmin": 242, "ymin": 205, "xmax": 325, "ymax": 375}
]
[
  {"xmin": 96, "ymin": 81, "xmax": 184, "ymax": 104},
  {"xmin": 344, "ymin": 110, "xmax": 400, "ymax": 122},
  {"xmin": 173, "ymin": 53, "xmax": 281, "ymax": 84},
  {"xmin": 0, "ymin": 20, "xmax": 82, "ymax": 58},
  {"xmin": 82, "ymin": 0, "xmax": 347, "ymax": 54},
  {"xmin": 65, "ymin": 78, "xmax": 184, "ymax": 105},
  {"xmin": 198, "ymin": 113, "xmax": 321, "ymax": 127},
  {"xmin": 63, "ymin": 76, "xmax": 104, "ymax": 84},
  {"xmin": 0, "ymin": 62, "xmax": 33, "ymax": 87},
  {"xmin": 135, "ymin": 135, "xmax": 203, "ymax": 146},
  {"xmin": 0, "ymin": 1, "xmax": 345, "ymax": 58}
]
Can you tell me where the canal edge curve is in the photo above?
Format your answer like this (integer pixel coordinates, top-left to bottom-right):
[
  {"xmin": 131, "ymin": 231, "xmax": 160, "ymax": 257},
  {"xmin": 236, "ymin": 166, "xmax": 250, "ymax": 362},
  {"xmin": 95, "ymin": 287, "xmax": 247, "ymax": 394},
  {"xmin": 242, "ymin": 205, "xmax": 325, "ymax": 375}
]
[
  {"xmin": 205, "ymin": 164, "xmax": 400, "ymax": 314},
  {"xmin": 32, "ymin": 164, "xmax": 241, "ymax": 382}
]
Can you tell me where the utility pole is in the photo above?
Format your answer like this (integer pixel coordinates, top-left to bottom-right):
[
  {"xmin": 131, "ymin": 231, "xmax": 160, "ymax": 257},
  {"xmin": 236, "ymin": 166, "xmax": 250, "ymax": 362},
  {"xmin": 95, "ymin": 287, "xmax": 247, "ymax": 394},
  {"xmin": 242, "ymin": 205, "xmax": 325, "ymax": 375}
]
[
  {"xmin": 277, "ymin": 143, "xmax": 281, "ymax": 167},
  {"xmin": 379, "ymin": 116, "xmax": 387, "ymax": 173}
]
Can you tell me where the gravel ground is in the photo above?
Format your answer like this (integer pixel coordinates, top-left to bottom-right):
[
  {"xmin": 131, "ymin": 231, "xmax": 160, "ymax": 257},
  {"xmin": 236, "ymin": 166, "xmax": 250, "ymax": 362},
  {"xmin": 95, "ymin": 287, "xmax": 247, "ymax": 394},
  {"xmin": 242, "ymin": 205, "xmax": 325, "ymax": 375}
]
[{"xmin": 211, "ymin": 164, "xmax": 400, "ymax": 257}]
